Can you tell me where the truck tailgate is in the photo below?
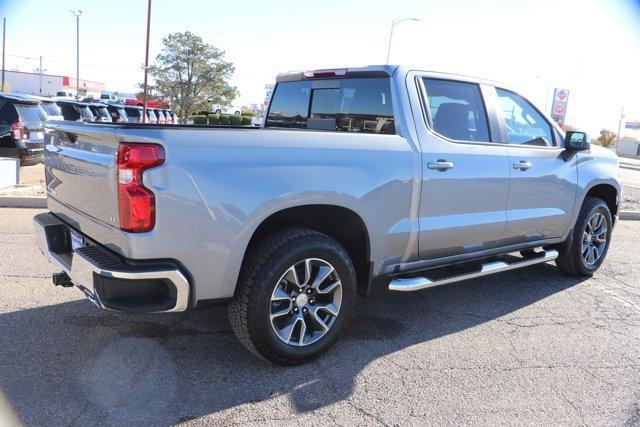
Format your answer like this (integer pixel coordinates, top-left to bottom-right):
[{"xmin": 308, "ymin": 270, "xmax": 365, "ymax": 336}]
[{"xmin": 45, "ymin": 123, "xmax": 120, "ymax": 228}]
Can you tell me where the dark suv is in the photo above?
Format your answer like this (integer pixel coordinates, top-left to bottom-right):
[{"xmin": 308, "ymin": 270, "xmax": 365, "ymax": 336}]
[{"xmin": 0, "ymin": 93, "xmax": 45, "ymax": 165}]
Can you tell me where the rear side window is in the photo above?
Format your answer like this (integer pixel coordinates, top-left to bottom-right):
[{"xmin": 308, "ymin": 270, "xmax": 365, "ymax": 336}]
[
  {"xmin": 15, "ymin": 104, "xmax": 42, "ymax": 123},
  {"xmin": 422, "ymin": 78, "xmax": 490, "ymax": 143},
  {"xmin": 266, "ymin": 77, "xmax": 395, "ymax": 134},
  {"xmin": 496, "ymin": 88, "xmax": 554, "ymax": 147}
]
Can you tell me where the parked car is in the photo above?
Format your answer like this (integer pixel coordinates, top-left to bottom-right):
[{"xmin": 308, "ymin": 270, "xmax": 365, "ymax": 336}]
[
  {"xmin": 212, "ymin": 104, "xmax": 241, "ymax": 115},
  {"xmin": 105, "ymin": 104, "xmax": 128, "ymax": 123},
  {"xmin": 162, "ymin": 109, "xmax": 177, "ymax": 124},
  {"xmin": 123, "ymin": 106, "xmax": 143, "ymax": 123},
  {"xmin": 99, "ymin": 93, "xmax": 120, "ymax": 104},
  {"xmin": 146, "ymin": 108, "xmax": 158, "ymax": 124},
  {"xmin": 52, "ymin": 91, "xmax": 76, "ymax": 100},
  {"xmin": 124, "ymin": 98, "xmax": 169, "ymax": 109},
  {"xmin": 86, "ymin": 103, "xmax": 112, "ymax": 123},
  {"xmin": 27, "ymin": 95, "xmax": 64, "ymax": 121},
  {"xmin": 56, "ymin": 100, "xmax": 96, "ymax": 122},
  {"xmin": 0, "ymin": 92, "xmax": 45, "ymax": 165},
  {"xmin": 153, "ymin": 108, "xmax": 166, "ymax": 124},
  {"xmin": 34, "ymin": 65, "xmax": 620, "ymax": 365}
]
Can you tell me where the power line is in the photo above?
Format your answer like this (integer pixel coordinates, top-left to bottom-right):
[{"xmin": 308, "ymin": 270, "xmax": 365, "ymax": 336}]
[{"xmin": 5, "ymin": 52, "xmax": 140, "ymax": 72}]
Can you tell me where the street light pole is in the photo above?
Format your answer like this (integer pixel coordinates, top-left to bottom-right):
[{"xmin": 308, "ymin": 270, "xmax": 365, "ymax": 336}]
[
  {"xmin": 2, "ymin": 17, "xmax": 6, "ymax": 91},
  {"xmin": 386, "ymin": 17, "xmax": 420, "ymax": 64},
  {"xmin": 39, "ymin": 55, "xmax": 42, "ymax": 94},
  {"xmin": 142, "ymin": 0, "xmax": 152, "ymax": 124},
  {"xmin": 616, "ymin": 106, "xmax": 625, "ymax": 148},
  {"xmin": 69, "ymin": 10, "xmax": 82, "ymax": 99}
]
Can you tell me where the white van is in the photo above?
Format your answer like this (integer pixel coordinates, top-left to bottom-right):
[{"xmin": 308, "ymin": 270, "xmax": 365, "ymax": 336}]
[{"xmin": 615, "ymin": 139, "xmax": 640, "ymax": 159}]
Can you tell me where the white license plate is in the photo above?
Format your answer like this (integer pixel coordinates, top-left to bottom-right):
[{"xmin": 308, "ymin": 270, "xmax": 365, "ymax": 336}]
[
  {"xmin": 70, "ymin": 230, "xmax": 84, "ymax": 252},
  {"xmin": 30, "ymin": 132, "xmax": 44, "ymax": 141}
]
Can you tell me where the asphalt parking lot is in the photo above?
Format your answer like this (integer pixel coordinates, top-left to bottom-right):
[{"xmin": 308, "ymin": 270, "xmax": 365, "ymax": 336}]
[{"xmin": 1, "ymin": 208, "xmax": 640, "ymax": 425}]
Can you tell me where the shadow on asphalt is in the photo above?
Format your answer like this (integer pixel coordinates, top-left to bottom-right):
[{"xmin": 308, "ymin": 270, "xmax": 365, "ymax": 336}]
[{"xmin": 0, "ymin": 263, "xmax": 587, "ymax": 424}]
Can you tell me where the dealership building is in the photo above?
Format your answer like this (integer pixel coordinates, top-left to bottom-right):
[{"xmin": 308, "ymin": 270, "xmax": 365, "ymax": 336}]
[{"xmin": 1, "ymin": 70, "xmax": 105, "ymax": 98}]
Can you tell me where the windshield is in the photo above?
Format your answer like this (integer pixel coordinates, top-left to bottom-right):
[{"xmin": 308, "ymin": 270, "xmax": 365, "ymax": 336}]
[
  {"xmin": 147, "ymin": 110, "xmax": 157, "ymax": 120},
  {"xmin": 15, "ymin": 104, "xmax": 42, "ymax": 123}
]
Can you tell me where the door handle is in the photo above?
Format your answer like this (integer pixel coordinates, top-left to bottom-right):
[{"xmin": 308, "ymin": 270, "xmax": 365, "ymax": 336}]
[
  {"xmin": 427, "ymin": 160, "xmax": 454, "ymax": 171},
  {"xmin": 513, "ymin": 160, "xmax": 532, "ymax": 171}
]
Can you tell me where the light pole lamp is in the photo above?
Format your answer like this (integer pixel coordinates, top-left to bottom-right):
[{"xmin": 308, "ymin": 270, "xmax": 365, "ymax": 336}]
[
  {"xmin": 69, "ymin": 10, "xmax": 82, "ymax": 99},
  {"xmin": 386, "ymin": 17, "xmax": 420, "ymax": 65}
]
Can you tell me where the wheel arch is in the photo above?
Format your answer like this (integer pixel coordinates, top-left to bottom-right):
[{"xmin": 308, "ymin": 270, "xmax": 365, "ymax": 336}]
[
  {"xmin": 240, "ymin": 204, "xmax": 372, "ymax": 296},
  {"xmin": 584, "ymin": 183, "xmax": 619, "ymax": 219}
]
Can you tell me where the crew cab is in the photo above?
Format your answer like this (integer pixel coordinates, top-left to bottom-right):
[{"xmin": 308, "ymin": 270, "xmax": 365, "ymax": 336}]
[{"xmin": 34, "ymin": 65, "xmax": 620, "ymax": 365}]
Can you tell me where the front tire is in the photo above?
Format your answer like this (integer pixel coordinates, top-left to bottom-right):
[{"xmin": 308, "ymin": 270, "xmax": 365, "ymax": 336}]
[
  {"xmin": 556, "ymin": 196, "xmax": 612, "ymax": 276},
  {"xmin": 229, "ymin": 228, "xmax": 356, "ymax": 365}
]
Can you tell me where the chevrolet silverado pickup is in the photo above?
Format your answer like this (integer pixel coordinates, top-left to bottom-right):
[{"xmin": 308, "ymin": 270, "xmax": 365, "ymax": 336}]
[{"xmin": 34, "ymin": 65, "xmax": 621, "ymax": 365}]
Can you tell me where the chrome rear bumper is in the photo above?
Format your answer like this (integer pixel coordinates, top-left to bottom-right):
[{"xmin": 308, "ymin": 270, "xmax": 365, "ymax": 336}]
[{"xmin": 33, "ymin": 212, "xmax": 190, "ymax": 313}]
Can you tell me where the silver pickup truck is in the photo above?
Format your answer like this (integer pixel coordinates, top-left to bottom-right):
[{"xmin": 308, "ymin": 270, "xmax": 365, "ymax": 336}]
[{"xmin": 34, "ymin": 65, "xmax": 621, "ymax": 365}]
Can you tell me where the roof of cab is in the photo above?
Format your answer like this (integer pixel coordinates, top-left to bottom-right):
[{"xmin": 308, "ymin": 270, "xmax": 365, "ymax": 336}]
[
  {"xmin": 275, "ymin": 64, "xmax": 508, "ymax": 88},
  {"xmin": 276, "ymin": 65, "xmax": 399, "ymax": 83},
  {"xmin": 0, "ymin": 92, "xmax": 40, "ymax": 105}
]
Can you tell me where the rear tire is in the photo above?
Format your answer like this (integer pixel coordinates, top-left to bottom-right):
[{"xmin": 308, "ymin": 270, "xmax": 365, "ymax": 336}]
[
  {"xmin": 555, "ymin": 196, "xmax": 612, "ymax": 276},
  {"xmin": 228, "ymin": 228, "xmax": 356, "ymax": 365}
]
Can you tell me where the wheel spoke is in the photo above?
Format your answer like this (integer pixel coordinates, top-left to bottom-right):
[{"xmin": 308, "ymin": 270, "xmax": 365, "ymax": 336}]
[
  {"xmin": 297, "ymin": 316, "xmax": 307, "ymax": 346},
  {"xmin": 284, "ymin": 266, "xmax": 301, "ymax": 287},
  {"xmin": 270, "ymin": 303, "xmax": 292, "ymax": 320},
  {"xmin": 272, "ymin": 287, "xmax": 291, "ymax": 302},
  {"xmin": 589, "ymin": 215, "xmax": 598, "ymax": 231},
  {"xmin": 317, "ymin": 280, "xmax": 341, "ymax": 295},
  {"xmin": 281, "ymin": 315, "xmax": 303, "ymax": 343},
  {"xmin": 316, "ymin": 302, "xmax": 339, "ymax": 317},
  {"xmin": 311, "ymin": 265, "xmax": 334, "ymax": 289},
  {"xmin": 592, "ymin": 245, "xmax": 600, "ymax": 261},
  {"xmin": 310, "ymin": 308, "xmax": 330, "ymax": 332}
]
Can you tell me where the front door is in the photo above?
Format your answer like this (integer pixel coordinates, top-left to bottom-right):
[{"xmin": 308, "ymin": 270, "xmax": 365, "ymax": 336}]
[
  {"xmin": 417, "ymin": 78, "xmax": 511, "ymax": 260},
  {"xmin": 494, "ymin": 88, "xmax": 578, "ymax": 243}
]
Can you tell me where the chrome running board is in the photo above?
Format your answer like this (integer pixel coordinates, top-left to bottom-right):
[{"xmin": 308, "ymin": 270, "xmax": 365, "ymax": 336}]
[{"xmin": 389, "ymin": 249, "xmax": 559, "ymax": 292}]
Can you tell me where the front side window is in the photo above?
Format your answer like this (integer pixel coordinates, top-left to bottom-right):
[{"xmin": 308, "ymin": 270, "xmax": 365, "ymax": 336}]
[
  {"xmin": 422, "ymin": 78, "xmax": 490, "ymax": 143},
  {"xmin": 266, "ymin": 78, "xmax": 395, "ymax": 134},
  {"xmin": 496, "ymin": 88, "xmax": 553, "ymax": 147}
]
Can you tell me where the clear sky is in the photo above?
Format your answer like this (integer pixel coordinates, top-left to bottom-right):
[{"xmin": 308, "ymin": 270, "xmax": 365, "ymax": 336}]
[{"xmin": 1, "ymin": 0, "xmax": 639, "ymax": 135}]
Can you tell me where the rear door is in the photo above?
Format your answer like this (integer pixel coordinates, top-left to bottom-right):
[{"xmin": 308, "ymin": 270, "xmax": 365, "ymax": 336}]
[
  {"xmin": 493, "ymin": 87, "xmax": 578, "ymax": 242},
  {"xmin": 416, "ymin": 77, "xmax": 511, "ymax": 260}
]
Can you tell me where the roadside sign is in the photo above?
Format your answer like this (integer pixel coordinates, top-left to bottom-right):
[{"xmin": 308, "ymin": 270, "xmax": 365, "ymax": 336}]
[
  {"xmin": 625, "ymin": 120, "xmax": 640, "ymax": 130},
  {"xmin": 550, "ymin": 88, "xmax": 570, "ymax": 125}
]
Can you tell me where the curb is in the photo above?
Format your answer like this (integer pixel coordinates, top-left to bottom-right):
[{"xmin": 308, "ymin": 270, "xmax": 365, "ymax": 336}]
[
  {"xmin": 619, "ymin": 210, "xmax": 640, "ymax": 221},
  {"xmin": 0, "ymin": 197, "xmax": 47, "ymax": 208}
]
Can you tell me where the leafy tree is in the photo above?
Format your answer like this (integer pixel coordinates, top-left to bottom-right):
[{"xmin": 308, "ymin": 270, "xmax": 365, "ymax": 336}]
[
  {"xmin": 594, "ymin": 129, "xmax": 616, "ymax": 147},
  {"xmin": 141, "ymin": 31, "xmax": 238, "ymax": 118}
]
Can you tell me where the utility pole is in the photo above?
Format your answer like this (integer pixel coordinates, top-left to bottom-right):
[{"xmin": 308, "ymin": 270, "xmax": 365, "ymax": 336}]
[
  {"xmin": 2, "ymin": 18, "xmax": 6, "ymax": 92},
  {"xmin": 616, "ymin": 106, "xmax": 625, "ymax": 148},
  {"xmin": 69, "ymin": 10, "xmax": 82, "ymax": 99},
  {"xmin": 39, "ymin": 55, "xmax": 42, "ymax": 94},
  {"xmin": 142, "ymin": 0, "xmax": 152, "ymax": 124}
]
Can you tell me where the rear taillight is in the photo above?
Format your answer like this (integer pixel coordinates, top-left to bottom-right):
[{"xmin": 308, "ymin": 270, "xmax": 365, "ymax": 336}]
[
  {"xmin": 10, "ymin": 122, "xmax": 26, "ymax": 139},
  {"xmin": 117, "ymin": 143, "xmax": 165, "ymax": 233}
]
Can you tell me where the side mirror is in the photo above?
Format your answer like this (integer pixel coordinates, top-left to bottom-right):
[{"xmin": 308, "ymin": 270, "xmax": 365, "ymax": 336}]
[{"xmin": 564, "ymin": 131, "xmax": 590, "ymax": 151}]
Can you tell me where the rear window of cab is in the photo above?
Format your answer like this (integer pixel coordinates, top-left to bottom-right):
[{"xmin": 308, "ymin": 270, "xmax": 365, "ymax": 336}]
[{"xmin": 265, "ymin": 77, "xmax": 395, "ymax": 135}]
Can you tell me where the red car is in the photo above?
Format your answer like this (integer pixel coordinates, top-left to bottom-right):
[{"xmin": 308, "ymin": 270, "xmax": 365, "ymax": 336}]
[{"xmin": 124, "ymin": 98, "xmax": 170, "ymax": 109}]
